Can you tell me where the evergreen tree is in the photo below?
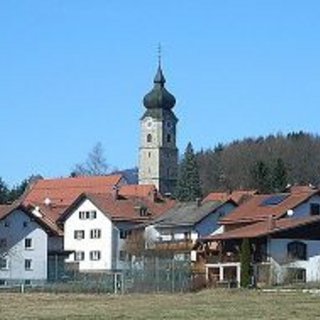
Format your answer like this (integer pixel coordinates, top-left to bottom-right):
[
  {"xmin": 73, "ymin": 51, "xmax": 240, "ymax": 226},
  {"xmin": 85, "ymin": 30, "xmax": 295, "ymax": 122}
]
[
  {"xmin": 272, "ymin": 158, "xmax": 288, "ymax": 192},
  {"xmin": 0, "ymin": 178, "xmax": 9, "ymax": 204},
  {"xmin": 175, "ymin": 142, "xmax": 202, "ymax": 201},
  {"xmin": 251, "ymin": 160, "xmax": 272, "ymax": 193},
  {"xmin": 240, "ymin": 238, "xmax": 251, "ymax": 288},
  {"xmin": 7, "ymin": 179, "xmax": 29, "ymax": 203}
]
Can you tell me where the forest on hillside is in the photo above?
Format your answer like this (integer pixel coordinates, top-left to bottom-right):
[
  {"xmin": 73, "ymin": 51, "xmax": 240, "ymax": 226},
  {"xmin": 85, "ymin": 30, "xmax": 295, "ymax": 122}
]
[{"xmin": 196, "ymin": 131, "xmax": 320, "ymax": 196}]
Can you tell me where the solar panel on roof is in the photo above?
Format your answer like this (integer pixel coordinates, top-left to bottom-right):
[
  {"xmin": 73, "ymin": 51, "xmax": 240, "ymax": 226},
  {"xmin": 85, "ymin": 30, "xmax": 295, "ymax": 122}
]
[{"xmin": 260, "ymin": 194, "xmax": 289, "ymax": 206}]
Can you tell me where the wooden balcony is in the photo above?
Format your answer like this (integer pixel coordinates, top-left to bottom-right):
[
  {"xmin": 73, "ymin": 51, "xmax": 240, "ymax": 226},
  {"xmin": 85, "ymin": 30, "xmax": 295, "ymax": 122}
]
[{"xmin": 153, "ymin": 239, "xmax": 194, "ymax": 252}]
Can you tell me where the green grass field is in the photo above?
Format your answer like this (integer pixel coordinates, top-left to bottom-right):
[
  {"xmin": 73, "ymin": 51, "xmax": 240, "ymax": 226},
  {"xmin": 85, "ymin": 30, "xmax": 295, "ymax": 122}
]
[{"xmin": 0, "ymin": 289, "xmax": 320, "ymax": 320}]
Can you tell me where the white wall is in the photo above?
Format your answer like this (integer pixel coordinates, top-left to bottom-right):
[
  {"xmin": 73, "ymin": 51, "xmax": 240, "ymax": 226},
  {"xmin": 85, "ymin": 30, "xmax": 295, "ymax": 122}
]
[
  {"xmin": 0, "ymin": 209, "xmax": 48, "ymax": 283},
  {"xmin": 64, "ymin": 199, "xmax": 113, "ymax": 271},
  {"xmin": 269, "ymin": 238, "xmax": 320, "ymax": 283}
]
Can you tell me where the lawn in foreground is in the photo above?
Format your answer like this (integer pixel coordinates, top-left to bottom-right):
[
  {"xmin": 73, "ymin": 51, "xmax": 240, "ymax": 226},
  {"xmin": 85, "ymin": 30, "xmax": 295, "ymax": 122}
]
[{"xmin": 0, "ymin": 289, "xmax": 319, "ymax": 320}]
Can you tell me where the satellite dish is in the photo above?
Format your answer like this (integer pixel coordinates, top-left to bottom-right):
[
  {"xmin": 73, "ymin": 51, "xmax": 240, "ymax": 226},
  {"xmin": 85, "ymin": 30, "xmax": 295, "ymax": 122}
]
[{"xmin": 287, "ymin": 209, "xmax": 294, "ymax": 217}]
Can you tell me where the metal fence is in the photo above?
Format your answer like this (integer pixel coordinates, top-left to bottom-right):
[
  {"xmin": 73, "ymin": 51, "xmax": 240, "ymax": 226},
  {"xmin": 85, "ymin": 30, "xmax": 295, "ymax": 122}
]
[{"xmin": 0, "ymin": 255, "xmax": 192, "ymax": 294}]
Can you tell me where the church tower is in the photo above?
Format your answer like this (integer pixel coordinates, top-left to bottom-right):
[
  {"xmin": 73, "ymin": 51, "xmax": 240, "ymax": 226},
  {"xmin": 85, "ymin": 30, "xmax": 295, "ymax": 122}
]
[{"xmin": 138, "ymin": 61, "xmax": 178, "ymax": 195}]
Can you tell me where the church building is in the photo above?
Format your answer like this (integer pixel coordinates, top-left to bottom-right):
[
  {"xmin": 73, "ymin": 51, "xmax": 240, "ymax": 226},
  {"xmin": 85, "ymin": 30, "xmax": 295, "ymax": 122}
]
[{"xmin": 138, "ymin": 62, "xmax": 178, "ymax": 196}]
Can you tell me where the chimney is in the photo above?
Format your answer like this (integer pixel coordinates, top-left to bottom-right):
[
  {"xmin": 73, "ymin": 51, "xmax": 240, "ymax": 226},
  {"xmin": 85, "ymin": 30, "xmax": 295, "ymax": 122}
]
[
  {"xmin": 149, "ymin": 187, "xmax": 158, "ymax": 202},
  {"xmin": 112, "ymin": 185, "xmax": 119, "ymax": 200},
  {"xmin": 267, "ymin": 215, "xmax": 276, "ymax": 231},
  {"xmin": 196, "ymin": 198, "xmax": 202, "ymax": 207}
]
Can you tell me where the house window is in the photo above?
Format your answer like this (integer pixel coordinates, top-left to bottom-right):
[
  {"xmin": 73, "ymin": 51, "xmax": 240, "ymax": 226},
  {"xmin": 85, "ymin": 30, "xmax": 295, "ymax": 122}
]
[
  {"xmin": 75, "ymin": 251, "xmax": 85, "ymax": 261},
  {"xmin": 90, "ymin": 251, "xmax": 101, "ymax": 261},
  {"xmin": 147, "ymin": 134, "xmax": 152, "ymax": 143},
  {"xmin": 79, "ymin": 210, "xmax": 97, "ymax": 220},
  {"xmin": 79, "ymin": 211, "xmax": 86, "ymax": 219},
  {"xmin": 0, "ymin": 258, "xmax": 8, "ymax": 270},
  {"xmin": 74, "ymin": 230, "xmax": 85, "ymax": 240},
  {"xmin": 310, "ymin": 203, "xmax": 320, "ymax": 216},
  {"xmin": 90, "ymin": 229, "xmax": 101, "ymax": 239},
  {"xmin": 184, "ymin": 232, "xmax": 191, "ymax": 240},
  {"xmin": 119, "ymin": 230, "xmax": 131, "ymax": 239},
  {"xmin": 119, "ymin": 250, "xmax": 126, "ymax": 261},
  {"xmin": 286, "ymin": 268, "xmax": 306, "ymax": 283},
  {"xmin": 0, "ymin": 238, "xmax": 7, "ymax": 249},
  {"xmin": 25, "ymin": 259, "xmax": 32, "ymax": 271},
  {"xmin": 24, "ymin": 279, "xmax": 31, "ymax": 285},
  {"xmin": 148, "ymin": 152, "xmax": 151, "ymax": 158},
  {"xmin": 139, "ymin": 207, "xmax": 148, "ymax": 217},
  {"xmin": 89, "ymin": 211, "xmax": 97, "ymax": 219},
  {"xmin": 0, "ymin": 280, "xmax": 7, "ymax": 286},
  {"xmin": 4, "ymin": 221, "xmax": 9, "ymax": 228},
  {"xmin": 23, "ymin": 221, "xmax": 28, "ymax": 228},
  {"xmin": 25, "ymin": 238, "xmax": 33, "ymax": 250},
  {"xmin": 287, "ymin": 241, "xmax": 307, "ymax": 260},
  {"xmin": 167, "ymin": 134, "xmax": 171, "ymax": 143}
]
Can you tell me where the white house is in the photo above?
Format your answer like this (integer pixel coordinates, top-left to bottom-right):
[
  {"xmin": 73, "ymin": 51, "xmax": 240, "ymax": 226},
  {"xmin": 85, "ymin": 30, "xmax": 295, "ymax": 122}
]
[
  {"xmin": 146, "ymin": 200, "xmax": 237, "ymax": 244},
  {"xmin": 59, "ymin": 191, "xmax": 173, "ymax": 272},
  {"xmin": 0, "ymin": 202, "xmax": 61, "ymax": 286},
  {"xmin": 200, "ymin": 187, "xmax": 320, "ymax": 286}
]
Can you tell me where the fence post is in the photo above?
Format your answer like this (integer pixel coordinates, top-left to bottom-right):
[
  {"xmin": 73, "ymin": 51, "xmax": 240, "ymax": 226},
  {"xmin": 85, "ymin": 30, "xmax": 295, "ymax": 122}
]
[
  {"xmin": 114, "ymin": 273, "xmax": 118, "ymax": 294},
  {"xmin": 171, "ymin": 258, "xmax": 175, "ymax": 293},
  {"xmin": 20, "ymin": 283, "xmax": 25, "ymax": 294}
]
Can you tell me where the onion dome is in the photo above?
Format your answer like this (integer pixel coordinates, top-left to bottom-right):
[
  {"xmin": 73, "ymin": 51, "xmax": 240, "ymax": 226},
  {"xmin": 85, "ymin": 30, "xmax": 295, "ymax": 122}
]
[{"xmin": 143, "ymin": 66, "xmax": 176, "ymax": 110}]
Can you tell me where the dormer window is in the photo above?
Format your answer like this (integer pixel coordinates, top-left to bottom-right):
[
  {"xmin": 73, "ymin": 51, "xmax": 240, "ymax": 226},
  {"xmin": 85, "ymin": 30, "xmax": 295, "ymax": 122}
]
[
  {"xmin": 140, "ymin": 207, "xmax": 148, "ymax": 216},
  {"xmin": 310, "ymin": 203, "xmax": 320, "ymax": 216}
]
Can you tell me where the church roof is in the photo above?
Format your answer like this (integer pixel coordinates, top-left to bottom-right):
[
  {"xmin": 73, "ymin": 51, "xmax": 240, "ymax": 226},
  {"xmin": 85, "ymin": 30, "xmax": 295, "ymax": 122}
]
[{"xmin": 143, "ymin": 65, "xmax": 176, "ymax": 110}]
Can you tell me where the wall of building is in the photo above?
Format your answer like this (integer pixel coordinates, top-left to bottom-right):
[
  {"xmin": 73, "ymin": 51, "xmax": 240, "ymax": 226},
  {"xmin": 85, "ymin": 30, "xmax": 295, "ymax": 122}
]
[
  {"xmin": 269, "ymin": 238, "xmax": 320, "ymax": 283},
  {"xmin": 286, "ymin": 194, "xmax": 320, "ymax": 219},
  {"xmin": 0, "ymin": 209, "xmax": 48, "ymax": 284},
  {"xmin": 48, "ymin": 236, "xmax": 63, "ymax": 252},
  {"xmin": 64, "ymin": 199, "xmax": 113, "ymax": 271},
  {"xmin": 195, "ymin": 202, "xmax": 236, "ymax": 237}
]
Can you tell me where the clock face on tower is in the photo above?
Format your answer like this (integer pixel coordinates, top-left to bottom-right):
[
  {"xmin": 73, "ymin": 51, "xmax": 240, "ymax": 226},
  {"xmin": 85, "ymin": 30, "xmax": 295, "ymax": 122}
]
[{"xmin": 145, "ymin": 118, "xmax": 153, "ymax": 129}]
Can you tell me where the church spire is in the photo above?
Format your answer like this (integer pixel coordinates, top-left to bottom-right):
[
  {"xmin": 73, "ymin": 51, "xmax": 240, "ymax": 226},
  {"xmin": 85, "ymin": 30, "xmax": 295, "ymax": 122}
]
[{"xmin": 143, "ymin": 46, "xmax": 176, "ymax": 110}]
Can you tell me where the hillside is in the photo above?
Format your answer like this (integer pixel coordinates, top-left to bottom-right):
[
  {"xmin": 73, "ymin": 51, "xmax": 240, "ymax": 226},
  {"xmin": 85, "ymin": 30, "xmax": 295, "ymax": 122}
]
[{"xmin": 196, "ymin": 131, "xmax": 320, "ymax": 196}]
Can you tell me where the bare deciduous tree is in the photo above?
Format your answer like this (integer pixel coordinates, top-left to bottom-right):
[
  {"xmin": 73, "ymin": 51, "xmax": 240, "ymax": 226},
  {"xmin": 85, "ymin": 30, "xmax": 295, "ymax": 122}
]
[{"xmin": 72, "ymin": 142, "xmax": 110, "ymax": 176}]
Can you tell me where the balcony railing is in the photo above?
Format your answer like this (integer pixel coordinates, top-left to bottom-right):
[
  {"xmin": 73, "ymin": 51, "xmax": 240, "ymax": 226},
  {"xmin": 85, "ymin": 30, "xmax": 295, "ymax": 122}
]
[{"xmin": 154, "ymin": 239, "xmax": 194, "ymax": 252}]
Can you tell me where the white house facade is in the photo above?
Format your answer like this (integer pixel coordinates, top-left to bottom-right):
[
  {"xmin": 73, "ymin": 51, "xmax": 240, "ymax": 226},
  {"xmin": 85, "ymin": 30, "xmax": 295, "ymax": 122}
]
[{"xmin": 0, "ymin": 206, "xmax": 48, "ymax": 285}]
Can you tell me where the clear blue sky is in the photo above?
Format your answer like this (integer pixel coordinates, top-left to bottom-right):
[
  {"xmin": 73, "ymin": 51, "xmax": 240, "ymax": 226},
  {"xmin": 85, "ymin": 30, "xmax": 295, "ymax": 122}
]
[{"xmin": 1, "ymin": 1, "xmax": 320, "ymax": 186}]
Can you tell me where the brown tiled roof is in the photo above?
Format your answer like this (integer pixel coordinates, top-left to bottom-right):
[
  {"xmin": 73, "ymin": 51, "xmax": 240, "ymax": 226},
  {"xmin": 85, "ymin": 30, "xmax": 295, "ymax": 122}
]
[
  {"xmin": 220, "ymin": 190, "xmax": 318, "ymax": 224},
  {"xmin": 203, "ymin": 190, "xmax": 257, "ymax": 205},
  {"xmin": 119, "ymin": 184, "xmax": 156, "ymax": 198},
  {"xmin": 0, "ymin": 201, "xmax": 62, "ymax": 235},
  {"xmin": 60, "ymin": 192, "xmax": 176, "ymax": 223},
  {"xmin": 23, "ymin": 175, "xmax": 124, "ymax": 207},
  {"xmin": 0, "ymin": 202, "xmax": 21, "ymax": 220},
  {"xmin": 203, "ymin": 215, "xmax": 320, "ymax": 241}
]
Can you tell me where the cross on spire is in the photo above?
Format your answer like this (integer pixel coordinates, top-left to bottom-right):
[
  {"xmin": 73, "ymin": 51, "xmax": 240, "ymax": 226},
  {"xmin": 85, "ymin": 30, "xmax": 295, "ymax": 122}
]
[{"xmin": 157, "ymin": 43, "xmax": 162, "ymax": 68}]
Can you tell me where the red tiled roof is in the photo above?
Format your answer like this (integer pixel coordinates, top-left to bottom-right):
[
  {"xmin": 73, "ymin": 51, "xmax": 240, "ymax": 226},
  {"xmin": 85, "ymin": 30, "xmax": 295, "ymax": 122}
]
[
  {"xmin": 220, "ymin": 190, "xmax": 318, "ymax": 224},
  {"xmin": 0, "ymin": 201, "xmax": 62, "ymax": 235},
  {"xmin": 60, "ymin": 192, "xmax": 176, "ymax": 223},
  {"xmin": 119, "ymin": 184, "xmax": 156, "ymax": 198},
  {"xmin": 203, "ymin": 215, "xmax": 320, "ymax": 241},
  {"xmin": 23, "ymin": 175, "xmax": 124, "ymax": 207},
  {"xmin": 203, "ymin": 190, "xmax": 257, "ymax": 205}
]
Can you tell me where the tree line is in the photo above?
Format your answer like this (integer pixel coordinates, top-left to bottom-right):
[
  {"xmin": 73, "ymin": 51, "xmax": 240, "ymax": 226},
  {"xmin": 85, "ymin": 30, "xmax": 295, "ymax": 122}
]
[{"xmin": 196, "ymin": 131, "xmax": 320, "ymax": 196}]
